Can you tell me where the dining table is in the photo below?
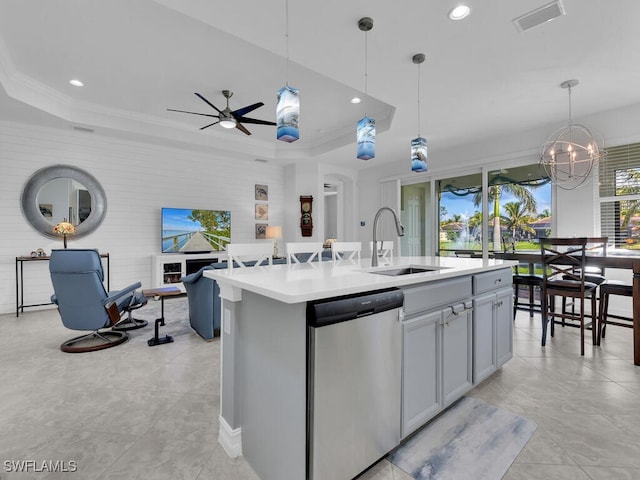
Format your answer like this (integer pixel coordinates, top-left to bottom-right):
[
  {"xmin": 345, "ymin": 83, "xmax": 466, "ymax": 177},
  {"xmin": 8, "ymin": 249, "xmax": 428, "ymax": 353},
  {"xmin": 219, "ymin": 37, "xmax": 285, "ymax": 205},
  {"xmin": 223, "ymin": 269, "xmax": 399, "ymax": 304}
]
[{"xmin": 496, "ymin": 251, "xmax": 640, "ymax": 365}]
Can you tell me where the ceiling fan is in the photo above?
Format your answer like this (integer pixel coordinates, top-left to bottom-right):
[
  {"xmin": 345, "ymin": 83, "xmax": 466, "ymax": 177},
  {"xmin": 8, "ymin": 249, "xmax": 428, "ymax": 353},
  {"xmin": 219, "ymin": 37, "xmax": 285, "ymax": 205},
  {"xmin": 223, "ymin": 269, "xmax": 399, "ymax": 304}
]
[{"xmin": 167, "ymin": 90, "xmax": 275, "ymax": 135}]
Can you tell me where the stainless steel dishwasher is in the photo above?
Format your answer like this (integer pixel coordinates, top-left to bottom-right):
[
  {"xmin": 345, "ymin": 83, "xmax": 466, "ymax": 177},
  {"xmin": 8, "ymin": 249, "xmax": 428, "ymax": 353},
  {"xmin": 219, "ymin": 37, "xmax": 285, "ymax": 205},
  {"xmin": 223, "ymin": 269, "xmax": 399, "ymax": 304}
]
[{"xmin": 307, "ymin": 288, "xmax": 404, "ymax": 480}]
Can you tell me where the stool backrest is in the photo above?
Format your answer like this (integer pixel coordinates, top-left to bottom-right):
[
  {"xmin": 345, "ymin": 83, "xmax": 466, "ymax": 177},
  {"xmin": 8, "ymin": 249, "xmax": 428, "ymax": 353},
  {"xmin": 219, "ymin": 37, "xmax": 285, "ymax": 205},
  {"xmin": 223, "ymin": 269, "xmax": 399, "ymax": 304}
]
[
  {"xmin": 331, "ymin": 241, "xmax": 362, "ymax": 261},
  {"xmin": 286, "ymin": 242, "xmax": 324, "ymax": 264},
  {"xmin": 226, "ymin": 243, "xmax": 273, "ymax": 269}
]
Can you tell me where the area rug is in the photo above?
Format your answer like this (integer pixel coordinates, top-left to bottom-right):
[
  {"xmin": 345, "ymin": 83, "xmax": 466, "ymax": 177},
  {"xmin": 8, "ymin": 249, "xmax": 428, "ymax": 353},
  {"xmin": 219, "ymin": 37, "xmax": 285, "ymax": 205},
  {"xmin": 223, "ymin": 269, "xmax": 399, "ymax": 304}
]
[{"xmin": 388, "ymin": 396, "xmax": 537, "ymax": 480}]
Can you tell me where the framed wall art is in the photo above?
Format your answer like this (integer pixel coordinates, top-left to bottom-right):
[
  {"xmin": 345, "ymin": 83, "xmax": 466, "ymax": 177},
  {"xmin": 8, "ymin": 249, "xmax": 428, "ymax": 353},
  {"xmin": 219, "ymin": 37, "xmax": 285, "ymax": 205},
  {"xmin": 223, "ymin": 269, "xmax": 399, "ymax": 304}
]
[
  {"xmin": 255, "ymin": 223, "xmax": 267, "ymax": 239},
  {"xmin": 255, "ymin": 184, "xmax": 268, "ymax": 201},
  {"xmin": 255, "ymin": 203, "xmax": 269, "ymax": 220}
]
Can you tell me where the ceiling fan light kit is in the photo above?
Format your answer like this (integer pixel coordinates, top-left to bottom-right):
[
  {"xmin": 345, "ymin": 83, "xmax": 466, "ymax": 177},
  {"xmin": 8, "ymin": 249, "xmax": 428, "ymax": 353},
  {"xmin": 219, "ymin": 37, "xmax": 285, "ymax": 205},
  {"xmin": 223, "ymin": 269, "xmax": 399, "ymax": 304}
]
[{"xmin": 167, "ymin": 89, "xmax": 275, "ymax": 136}]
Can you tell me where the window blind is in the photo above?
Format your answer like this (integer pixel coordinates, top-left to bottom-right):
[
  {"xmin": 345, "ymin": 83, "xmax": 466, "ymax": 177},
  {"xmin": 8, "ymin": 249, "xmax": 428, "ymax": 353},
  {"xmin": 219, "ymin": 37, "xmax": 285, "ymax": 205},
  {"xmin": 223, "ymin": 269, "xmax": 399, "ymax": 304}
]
[{"xmin": 599, "ymin": 142, "xmax": 640, "ymax": 247}]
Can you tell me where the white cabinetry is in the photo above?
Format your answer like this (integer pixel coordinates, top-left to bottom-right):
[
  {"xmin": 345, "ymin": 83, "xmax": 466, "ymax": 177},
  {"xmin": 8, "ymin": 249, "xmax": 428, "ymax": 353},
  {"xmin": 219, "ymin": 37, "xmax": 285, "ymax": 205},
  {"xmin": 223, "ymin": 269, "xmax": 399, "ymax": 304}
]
[
  {"xmin": 402, "ymin": 310, "xmax": 440, "ymax": 435},
  {"xmin": 401, "ymin": 277, "xmax": 473, "ymax": 438},
  {"xmin": 152, "ymin": 253, "xmax": 225, "ymax": 290},
  {"xmin": 472, "ymin": 269, "xmax": 513, "ymax": 384}
]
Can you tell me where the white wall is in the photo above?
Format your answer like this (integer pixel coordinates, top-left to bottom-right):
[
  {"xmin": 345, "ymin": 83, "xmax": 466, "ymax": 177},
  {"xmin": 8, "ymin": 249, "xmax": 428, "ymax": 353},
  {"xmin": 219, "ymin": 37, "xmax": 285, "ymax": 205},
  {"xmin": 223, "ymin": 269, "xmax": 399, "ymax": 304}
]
[
  {"xmin": 324, "ymin": 194, "xmax": 337, "ymax": 238},
  {"xmin": 1, "ymin": 121, "xmax": 285, "ymax": 315}
]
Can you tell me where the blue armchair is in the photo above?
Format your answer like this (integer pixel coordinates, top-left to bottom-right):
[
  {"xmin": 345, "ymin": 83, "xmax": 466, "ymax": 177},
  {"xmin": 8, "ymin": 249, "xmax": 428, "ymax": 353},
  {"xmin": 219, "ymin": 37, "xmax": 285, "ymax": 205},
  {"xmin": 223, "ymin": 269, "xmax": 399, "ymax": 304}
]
[
  {"xmin": 181, "ymin": 258, "xmax": 289, "ymax": 341},
  {"xmin": 49, "ymin": 249, "xmax": 148, "ymax": 352},
  {"xmin": 181, "ymin": 264, "xmax": 221, "ymax": 341}
]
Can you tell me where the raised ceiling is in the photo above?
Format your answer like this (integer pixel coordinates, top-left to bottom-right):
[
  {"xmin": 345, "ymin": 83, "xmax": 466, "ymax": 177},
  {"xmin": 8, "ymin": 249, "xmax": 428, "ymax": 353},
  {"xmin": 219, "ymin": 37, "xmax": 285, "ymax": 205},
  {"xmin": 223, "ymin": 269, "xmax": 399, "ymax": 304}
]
[{"xmin": 1, "ymin": 0, "xmax": 639, "ymax": 169}]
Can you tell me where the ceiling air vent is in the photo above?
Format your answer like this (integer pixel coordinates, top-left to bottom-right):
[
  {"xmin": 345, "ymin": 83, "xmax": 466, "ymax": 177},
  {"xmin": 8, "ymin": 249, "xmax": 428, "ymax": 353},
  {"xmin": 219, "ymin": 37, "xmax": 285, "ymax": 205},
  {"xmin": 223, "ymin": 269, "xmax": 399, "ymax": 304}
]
[{"xmin": 513, "ymin": 0, "xmax": 565, "ymax": 32}]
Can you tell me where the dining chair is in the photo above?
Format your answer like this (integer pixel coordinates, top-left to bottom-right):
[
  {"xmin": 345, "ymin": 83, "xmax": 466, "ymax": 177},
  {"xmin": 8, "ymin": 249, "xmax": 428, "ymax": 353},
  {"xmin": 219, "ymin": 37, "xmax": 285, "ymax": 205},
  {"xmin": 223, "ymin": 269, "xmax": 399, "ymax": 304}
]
[
  {"xmin": 286, "ymin": 242, "xmax": 324, "ymax": 264},
  {"xmin": 540, "ymin": 237, "xmax": 599, "ymax": 356},
  {"xmin": 226, "ymin": 243, "xmax": 273, "ymax": 269},
  {"xmin": 369, "ymin": 240, "xmax": 394, "ymax": 260},
  {"xmin": 331, "ymin": 241, "xmax": 362, "ymax": 261}
]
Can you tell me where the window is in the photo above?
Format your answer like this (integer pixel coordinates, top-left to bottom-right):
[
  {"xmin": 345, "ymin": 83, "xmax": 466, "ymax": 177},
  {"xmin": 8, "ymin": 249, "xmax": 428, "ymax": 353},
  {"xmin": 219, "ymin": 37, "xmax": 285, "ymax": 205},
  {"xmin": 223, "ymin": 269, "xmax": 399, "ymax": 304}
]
[
  {"xmin": 438, "ymin": 173, "xmax": 482, "ymax": 256},
  {"xmin": 438, "ymin": 165, "xmax": 551, "ymax": 256},
  {"xmin": 600, "ymin": 142, "xmax": 640, "ymax": 249}
]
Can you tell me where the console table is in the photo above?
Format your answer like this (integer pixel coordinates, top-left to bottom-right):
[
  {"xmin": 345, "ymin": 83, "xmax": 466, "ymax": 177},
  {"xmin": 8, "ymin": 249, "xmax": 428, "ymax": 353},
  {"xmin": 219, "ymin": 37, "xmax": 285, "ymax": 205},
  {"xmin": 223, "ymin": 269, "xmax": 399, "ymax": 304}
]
[{"xmin": 15, "ymin": 253, "xmax": 110, "ymax": 317}]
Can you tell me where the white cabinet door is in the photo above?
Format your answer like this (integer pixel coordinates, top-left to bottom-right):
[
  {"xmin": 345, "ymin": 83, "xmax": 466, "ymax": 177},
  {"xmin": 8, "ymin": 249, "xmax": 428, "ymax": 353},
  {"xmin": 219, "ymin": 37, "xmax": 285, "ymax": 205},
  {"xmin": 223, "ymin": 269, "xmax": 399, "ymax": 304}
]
[
  {"xmin": 442, "ymin": 305, "xmax": 473, "ymax": 406},
  {"xmin": 473, "ymin": 292, "xmax": 497, "ymax": 384},
  {"xmin": 496, "ymin": 287, "xmax": 513, "ymax": 367},
  {"xmin": 402, "ymin": 310, "xmax": 441, "ymax": 437}
]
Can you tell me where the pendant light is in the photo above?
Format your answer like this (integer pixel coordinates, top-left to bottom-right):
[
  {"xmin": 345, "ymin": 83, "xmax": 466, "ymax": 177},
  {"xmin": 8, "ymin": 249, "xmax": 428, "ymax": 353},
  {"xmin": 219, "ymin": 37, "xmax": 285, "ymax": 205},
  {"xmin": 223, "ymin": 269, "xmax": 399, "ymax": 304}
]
[
  {"xmin": 539, "ymin": 79, "xmax": 604, "ymax": 190},
  {"xmin": 356, "ymin": 17, "xmax": 375, "ymax": 160},
  {"xmin": 276, "ymin": 0, "xmax": 299, "ymax": 143},
  {"xmin": 411, "ymin": 53, "xmax": 428, "ymax": 172}
]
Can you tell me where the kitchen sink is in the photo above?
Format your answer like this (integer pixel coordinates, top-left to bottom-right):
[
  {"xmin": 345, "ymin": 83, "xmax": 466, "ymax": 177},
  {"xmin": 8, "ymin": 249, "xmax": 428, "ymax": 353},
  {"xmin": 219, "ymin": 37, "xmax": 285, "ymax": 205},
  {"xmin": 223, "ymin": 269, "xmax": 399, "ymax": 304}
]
[{"xmin": 371, "ymin": 266, "xmax": 448, "ymax": 276}]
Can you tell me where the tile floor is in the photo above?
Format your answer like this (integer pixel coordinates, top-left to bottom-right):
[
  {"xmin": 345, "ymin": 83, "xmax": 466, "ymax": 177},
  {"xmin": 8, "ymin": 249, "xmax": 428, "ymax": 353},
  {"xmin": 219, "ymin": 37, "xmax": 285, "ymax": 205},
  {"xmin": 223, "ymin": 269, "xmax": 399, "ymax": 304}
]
[{"xmin": 1, "ymin": 306, "xmax": 640, "ymax": 479}]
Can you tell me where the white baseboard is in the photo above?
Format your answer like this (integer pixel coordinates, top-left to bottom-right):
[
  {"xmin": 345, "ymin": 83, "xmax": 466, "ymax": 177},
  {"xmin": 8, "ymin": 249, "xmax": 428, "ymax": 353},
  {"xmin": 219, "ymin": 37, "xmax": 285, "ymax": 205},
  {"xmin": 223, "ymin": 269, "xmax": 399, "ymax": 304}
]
[{"xmin": 218, "ymin": 415, "xmax": 242, "ymax": 458}]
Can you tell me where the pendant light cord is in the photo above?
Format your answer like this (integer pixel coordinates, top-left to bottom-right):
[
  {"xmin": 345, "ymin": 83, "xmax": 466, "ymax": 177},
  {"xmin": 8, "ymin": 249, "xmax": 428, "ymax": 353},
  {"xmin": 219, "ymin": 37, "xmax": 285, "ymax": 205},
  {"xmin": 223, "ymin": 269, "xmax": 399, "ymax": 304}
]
[
  {"xmin": 567, "ymin": 83, "xmax": 572, "ymax": 126},
  {"xmin": 417, "ymin": 62, "xmax": 421, "ymax": 136},
  {"xmin": 285, "ymin": 0, "xmax": 289, "ymax": 86},
  {"xmin": 364, "ymin": 29, "xmax": 368, "ymax": 116},
  {"xmin": 364, "ymin": 30, "xmax": 368, "ymax": 95}
]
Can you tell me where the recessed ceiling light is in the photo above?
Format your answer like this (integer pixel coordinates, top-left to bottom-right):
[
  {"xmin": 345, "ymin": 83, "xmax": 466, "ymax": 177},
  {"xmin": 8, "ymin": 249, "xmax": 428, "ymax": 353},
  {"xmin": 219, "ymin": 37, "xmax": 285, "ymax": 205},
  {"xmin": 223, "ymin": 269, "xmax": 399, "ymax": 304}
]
[
  {"xmin": 350, "ymin": 97, "xmax": 362, "ymax": 104},
  {"xmin": 449, "ymin": 5, "xmax": 471, "ymax": 20},
  {"xmin": 69, "ymin": 79, "xmax": 84, "ymax": 87}
]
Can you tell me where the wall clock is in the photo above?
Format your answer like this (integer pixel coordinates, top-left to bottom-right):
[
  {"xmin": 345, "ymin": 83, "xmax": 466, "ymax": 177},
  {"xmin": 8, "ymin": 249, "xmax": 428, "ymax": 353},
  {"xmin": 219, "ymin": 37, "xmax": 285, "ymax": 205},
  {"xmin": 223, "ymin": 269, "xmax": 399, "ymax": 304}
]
[{"xmin": 300, "ymin": 195, "xmax": 313, "ymax": 237}]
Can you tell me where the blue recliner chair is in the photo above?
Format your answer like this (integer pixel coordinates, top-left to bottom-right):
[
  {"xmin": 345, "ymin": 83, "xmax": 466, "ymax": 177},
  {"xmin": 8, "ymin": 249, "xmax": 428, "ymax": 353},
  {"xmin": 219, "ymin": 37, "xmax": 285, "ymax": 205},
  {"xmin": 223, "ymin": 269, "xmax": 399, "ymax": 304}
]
[{"xmin": 49, "ymin": 249, "xmax": 148, "ymax": 352}]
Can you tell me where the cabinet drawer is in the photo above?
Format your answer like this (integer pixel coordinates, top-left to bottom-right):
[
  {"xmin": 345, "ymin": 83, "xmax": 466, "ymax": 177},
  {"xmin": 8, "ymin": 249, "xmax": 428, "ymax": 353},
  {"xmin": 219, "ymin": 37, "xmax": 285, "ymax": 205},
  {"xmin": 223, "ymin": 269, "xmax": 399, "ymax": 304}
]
[
  {"xmin": 403, "ymin": 277, "xmax": 472, "ymax": 316},
  {"xmin": 473, "ymin": 268, "xmax": 512, "ymax": 295}
]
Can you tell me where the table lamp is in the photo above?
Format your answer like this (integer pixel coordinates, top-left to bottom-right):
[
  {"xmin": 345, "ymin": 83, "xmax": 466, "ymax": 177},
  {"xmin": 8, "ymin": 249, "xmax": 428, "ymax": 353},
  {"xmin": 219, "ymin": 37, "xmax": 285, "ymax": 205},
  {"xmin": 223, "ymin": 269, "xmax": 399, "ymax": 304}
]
[
  {"xmin": 265, "ymin": 226, "xmax": 282, "ymax": 258},
  {"xmin": 52, "ymin": 220, "xmax": 76, "ymax": 248}
]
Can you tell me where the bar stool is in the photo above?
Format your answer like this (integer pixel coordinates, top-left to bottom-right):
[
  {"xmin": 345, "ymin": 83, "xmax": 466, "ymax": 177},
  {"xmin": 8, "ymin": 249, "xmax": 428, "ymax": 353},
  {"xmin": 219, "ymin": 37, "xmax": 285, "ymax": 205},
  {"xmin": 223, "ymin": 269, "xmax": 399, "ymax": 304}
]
[
  {"xmin": 540, "ymin": 237, "xmax": 598, "ymax": 356},
  {"xmin": 597, "ymin": 280, "xmax": 633, "ymax": 345},
  {"xmin": 513, "ymin": 272, "xmax": 544, "ymax": 319},
  {"xmin": 502, "ymin": 237, "xmax": 544, "ymax": 320}
]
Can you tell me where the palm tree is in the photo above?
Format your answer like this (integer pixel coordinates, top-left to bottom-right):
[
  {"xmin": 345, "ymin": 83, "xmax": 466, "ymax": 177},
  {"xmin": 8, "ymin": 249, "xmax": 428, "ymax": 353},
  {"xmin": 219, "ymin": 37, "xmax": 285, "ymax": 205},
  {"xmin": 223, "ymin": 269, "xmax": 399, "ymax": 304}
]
[
  {"xmin": 615, "ymin": 169, "xmax": 640, "ymax": 235},
  {"xmin": 501, "ymin": 202, "xmax": 536, "ymax": 242},
  {"xmin": 473, "ymin": 183, "xmax": 537, "ymax": 251},
  {"xmin": 537, "ymin": 209, "xmax": 551, "ymax": 219}
]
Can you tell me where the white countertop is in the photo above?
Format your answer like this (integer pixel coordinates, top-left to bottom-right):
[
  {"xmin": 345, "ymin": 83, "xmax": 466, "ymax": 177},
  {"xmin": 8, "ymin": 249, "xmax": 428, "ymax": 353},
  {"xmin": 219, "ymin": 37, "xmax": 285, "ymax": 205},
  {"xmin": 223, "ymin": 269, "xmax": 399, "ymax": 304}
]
[{"xmin": 204, "ymin": 256, "xmax": 517, "ymax": 304}]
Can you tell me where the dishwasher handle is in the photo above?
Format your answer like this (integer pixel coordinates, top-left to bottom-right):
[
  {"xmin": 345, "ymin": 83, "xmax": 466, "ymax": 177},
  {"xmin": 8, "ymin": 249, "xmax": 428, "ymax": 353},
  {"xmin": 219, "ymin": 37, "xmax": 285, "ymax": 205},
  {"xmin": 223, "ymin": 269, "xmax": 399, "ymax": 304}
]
[{"xmin": 307, "ymin": 288, "xmax": 404, "ymax": 328}]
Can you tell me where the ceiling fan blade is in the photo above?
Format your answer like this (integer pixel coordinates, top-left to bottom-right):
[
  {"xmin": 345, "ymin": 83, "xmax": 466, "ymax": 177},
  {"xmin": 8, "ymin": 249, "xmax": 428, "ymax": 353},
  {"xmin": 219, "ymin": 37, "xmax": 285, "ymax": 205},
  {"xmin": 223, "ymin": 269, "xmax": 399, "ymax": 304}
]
[
  {"xmin": 200, "ymin": 120, "xmax": 220, "ymax": 130},
  {"xmin": 232, "ymin": 102, "xmax": 264, "ymax": 118},
  {"xmin": 167, "ymin": 108, "xmax": 219, "ymax": 119},
  {"xmin": 239, "ymin": 117, "xmax": 277, "ymax": 126},
  {"xmin": 236, "ymin": 122, "xmax": 252, "ymax": 135},
  {"xmin": 194, "ymin": 92, "xmax": 223, "ymax": 114}
]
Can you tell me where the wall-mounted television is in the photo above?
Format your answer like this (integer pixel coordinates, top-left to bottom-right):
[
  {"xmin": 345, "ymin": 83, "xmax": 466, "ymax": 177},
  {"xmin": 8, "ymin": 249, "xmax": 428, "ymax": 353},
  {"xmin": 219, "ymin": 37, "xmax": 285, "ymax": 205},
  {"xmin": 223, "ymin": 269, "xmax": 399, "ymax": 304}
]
[{"xmin": 161, "ymin": 208, "xmax": 231, "ymax": 253}]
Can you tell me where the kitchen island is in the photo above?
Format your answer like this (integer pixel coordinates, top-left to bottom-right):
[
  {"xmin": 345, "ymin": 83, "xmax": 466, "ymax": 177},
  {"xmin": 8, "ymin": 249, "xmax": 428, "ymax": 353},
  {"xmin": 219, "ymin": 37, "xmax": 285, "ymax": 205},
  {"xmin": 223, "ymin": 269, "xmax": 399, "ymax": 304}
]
[{"xmin": 204, "ymin": 256, "xmax": 516, "ymax": 480}]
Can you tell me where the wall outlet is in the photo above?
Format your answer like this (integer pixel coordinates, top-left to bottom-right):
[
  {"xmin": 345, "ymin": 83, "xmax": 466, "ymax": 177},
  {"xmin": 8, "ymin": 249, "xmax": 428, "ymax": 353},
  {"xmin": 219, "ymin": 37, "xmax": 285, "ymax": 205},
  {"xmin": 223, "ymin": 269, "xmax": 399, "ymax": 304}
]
[{"xmin": 224, "ymin": 308, "xmax": 231, "ymax": 335}]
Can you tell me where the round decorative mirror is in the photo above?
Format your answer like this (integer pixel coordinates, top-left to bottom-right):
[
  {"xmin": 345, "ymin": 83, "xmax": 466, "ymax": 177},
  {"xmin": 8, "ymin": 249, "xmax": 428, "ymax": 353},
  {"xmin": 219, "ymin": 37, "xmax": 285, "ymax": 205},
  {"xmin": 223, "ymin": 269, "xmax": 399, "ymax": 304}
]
[{"xmin": 21, "ymin": 165, "xmax": 107, "ymax": 239}]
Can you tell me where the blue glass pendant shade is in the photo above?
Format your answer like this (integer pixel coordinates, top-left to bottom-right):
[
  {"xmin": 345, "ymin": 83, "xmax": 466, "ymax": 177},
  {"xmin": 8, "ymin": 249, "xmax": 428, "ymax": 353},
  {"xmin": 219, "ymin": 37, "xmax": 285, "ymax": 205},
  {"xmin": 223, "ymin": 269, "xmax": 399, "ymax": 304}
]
[
  {"xmin": 411, "ymin": 136, "xmax": 428, "ymax": 172},
  {"xmin": 276, "ymin": 85, "xmax": 299, "ymax": 143},
  {"xmin": 357, "ymin": 116, "xmax": 375, "ymax": 160}
]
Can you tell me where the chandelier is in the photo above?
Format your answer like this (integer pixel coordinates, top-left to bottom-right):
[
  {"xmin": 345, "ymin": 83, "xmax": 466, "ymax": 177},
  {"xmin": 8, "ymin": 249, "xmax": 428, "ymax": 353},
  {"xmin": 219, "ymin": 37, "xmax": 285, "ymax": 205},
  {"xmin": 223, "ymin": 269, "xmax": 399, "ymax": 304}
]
[{"xmin": 539, "ymin": 79, "xmax": 604, "ymax": 190}]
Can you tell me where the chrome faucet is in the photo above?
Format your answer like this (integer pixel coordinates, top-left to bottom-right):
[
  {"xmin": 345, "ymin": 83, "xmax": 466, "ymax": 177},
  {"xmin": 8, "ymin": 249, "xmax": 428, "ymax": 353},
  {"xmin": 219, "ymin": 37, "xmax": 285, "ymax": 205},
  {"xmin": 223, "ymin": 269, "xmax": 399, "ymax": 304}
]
[{"xmin": 372, "ymin": 207, "xmax": 405, "ymax": 267}]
